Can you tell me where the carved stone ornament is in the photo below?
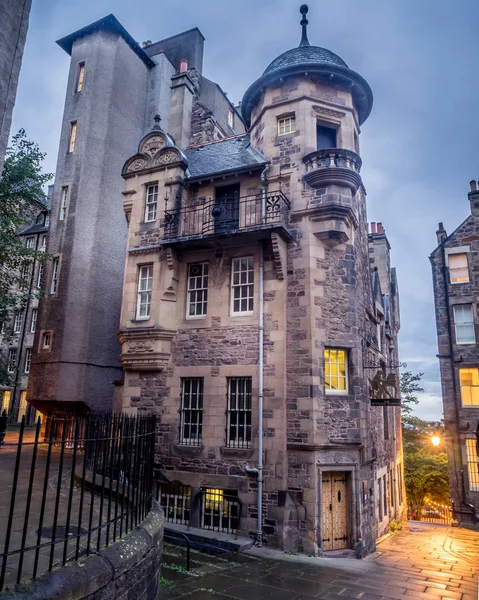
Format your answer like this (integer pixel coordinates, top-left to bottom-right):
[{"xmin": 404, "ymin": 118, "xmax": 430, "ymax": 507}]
[
  {"xmin": 128, "ymin": 341, "xmax": 154, "ymax": 353},
  {"xmin": 312, "ymin": 105, "xmax": 346, "ymax": 119},
  {"xmin": 126, "ymin": 158, "xmax": 149, "ymax": 173},
  {"xmin": 154, "ymin": 149, "xmax": 180, "ymax": 166},
  {"xmin": 141, "ymin": 135, "xmax": 166, "ymax": 157}
]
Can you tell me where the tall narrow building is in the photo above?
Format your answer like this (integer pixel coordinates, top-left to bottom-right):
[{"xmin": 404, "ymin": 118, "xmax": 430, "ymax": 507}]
[
  {"xmin": 430, "ymin": 182, "xmax": 479, "ymax": 523},
  {"xmin": 28, "ymin": 15, "xmax": 242, "ymax": 414},
  {"xmin": 118, "ymin": 5, "xmax": 405, "ymax": 555}
]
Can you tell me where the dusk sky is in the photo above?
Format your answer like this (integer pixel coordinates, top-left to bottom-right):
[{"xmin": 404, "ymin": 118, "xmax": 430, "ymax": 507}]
[{"xmin": 11, "ymin": 0, "xmax": 479, "ymax": 420}]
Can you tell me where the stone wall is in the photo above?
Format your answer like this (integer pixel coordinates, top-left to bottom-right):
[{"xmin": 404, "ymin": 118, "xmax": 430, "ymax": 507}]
[{"xmin": 0, "ymin": 502, "xmax": 164, "ymax": 600}]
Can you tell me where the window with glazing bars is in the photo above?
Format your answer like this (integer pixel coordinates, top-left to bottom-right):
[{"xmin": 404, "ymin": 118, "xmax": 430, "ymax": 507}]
[
  {"xmin": 453, "ymin": 304, "xmax": 475, "ymax": 344},
  {"xmin": 69, "ymin": 122, "xmax": 77, "ymax": 153},
  {"xmin": 50, "ymin": 258, "xmax": 59, "ymax": 294},
  {"xmin": 136, "ymin": 265, "xmax": 153, "ymax": 319},
  {"xmin": 324, "ymin": 349, "xmax": 348, "ymax": 393},
  {"xmin": 449, "ymin": 253, "xmax": 469, "ymax": 283},
  {"xmin": 201, "ymin": 488, "xmax": 239, "ymax": 534},
  {"xmin": 24, "ymin": 348, "xmax": 32, "ymax": 374},
  {"xmin": 459, "ymin": 368, "xmax": 479, "ymax": 406},
  {"xmin": 145, "ymin": 184, "xmax": 158, "ymax": 222},
  {"xmin": 158, "ymin": 484, "xmax": 191, "ymax": 524},
  {"xmin": 226, "ymin": 377, "xmax": 252, "ymax": 448},
  {"xmin": 179, "ymin": 378, "xmax": 203, "ymax": 445},
  {"xmin": 466, "ymin": 439, "xmax": 479, "ymax": 491},
  {"xmin": 76, "ymin": 62, "xmax": 85, "ymax": 92},
  {"xmin": 231, "ymin": 257, "xmax": 254, "ymax": 315},
  {"xmin": 187, "ymin": 263, "xmax": 208, "ymax": 318},
  {"xmin": 7, "ymin": 349, "xmax": 16, "ymax": 373},
  {"xmin": 13, "ymin": 312, "xmax": 22, "ymax": 334},
  {"xmin": 31, "ymin": 309, "xmax": 37, "ymax": 333},
  {"xmin": 60, "ymin": 187, "xmax": 68, "ymax": 220},
  {"xmin": 277, "ymin": 115, "xmax": 296, "ymax": 136}
]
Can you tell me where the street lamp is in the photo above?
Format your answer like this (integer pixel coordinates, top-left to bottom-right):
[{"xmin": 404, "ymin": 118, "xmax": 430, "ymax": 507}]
[{"xmin": 430, "ymin": 435, "xmax": 441, "ymax": 447}]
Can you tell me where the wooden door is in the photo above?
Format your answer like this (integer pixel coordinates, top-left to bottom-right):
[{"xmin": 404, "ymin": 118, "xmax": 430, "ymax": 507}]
[
  {"xmin": 321, "ymin": 472, "xmax": 348, "ymax": 551},
  {"xmin": 214, "ymin": 184, "xmax": 240, "ymax": 233}
]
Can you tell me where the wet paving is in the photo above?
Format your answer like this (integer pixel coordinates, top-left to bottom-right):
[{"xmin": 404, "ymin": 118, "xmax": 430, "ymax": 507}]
[{"xmin": 159, "ymin": 522, "xmax": 478, "ymax": 600}]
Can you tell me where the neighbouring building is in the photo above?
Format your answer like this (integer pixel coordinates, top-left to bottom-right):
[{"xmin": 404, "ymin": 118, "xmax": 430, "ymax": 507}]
[
  {"xmin": 0, "ymin": 206, "xmax": 49, "ymax": 422},
  {"xmin": 28, "ymin": 14, "xmax": 243, "ymax": 415},
  {"xmin": 430, "ymin": 181, "xmax": 479, "ymax": 523},
  {"xmin": 0, "ymin": 0, "xmax": 32, "ymax": 171},
  {"xmin": 118, "ymin": 5, "xmax": 405, "ymax": 555}
]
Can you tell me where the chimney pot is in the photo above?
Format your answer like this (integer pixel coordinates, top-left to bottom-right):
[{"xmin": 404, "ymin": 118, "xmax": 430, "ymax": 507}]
[
  {"xmin": 179, "ymin": 59, "xmax": 188, "ymax": 73},
  {"xmin": 470, "ymin": 180, "xmax": 477, "ymax": 192},
  {"xmin": 371, "ymin": 222, "xmax": 377, "ymax": 234},
  {"xmin": 377, "ymin": 222, "xmax": 384, "ymax": 234}
]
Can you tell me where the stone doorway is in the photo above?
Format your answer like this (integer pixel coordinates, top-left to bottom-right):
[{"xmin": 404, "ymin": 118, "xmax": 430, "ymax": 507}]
[{"xmin": 321, "ymin": 471, "xmax": 349, "ymax": 551}]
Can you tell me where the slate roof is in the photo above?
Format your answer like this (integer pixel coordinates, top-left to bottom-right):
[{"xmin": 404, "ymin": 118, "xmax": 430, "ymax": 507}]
[
  {"xmin": 184, "ymin": 135, "xmax": 266, "ymax": 180},
  {"xmin": 19, "ymin": 222, "xmax": 48, "ymax": 236},
  {"xmin": 263, "ymin": 45, "xmax": 348, "ymax": 76}
]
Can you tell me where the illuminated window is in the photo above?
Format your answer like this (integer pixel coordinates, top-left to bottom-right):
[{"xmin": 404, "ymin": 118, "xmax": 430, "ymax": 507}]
[
  {"xmin": 187, "ymin": 263, "xmax": 208, "ymax": 318},
  {"xmin": 13, "ymin": 312, "xmax": 22, "ymax": 334},
  {"xmin": 231, "ymin": 257, "xmax": 254, "ymax": 315},
  {"xmin": 1, "ymin": 390, "xmax": 11, "ymax": 413},
  {"xmin": 466, "ymin": 439, "xmax": 479, "ymax": 491},
  {"xmin": 7, "ymin": 348, "xmax": 17, "ymax": 373},
  {"xmin": 76, "ymin": 62, "xmax": 85, "ymax": 92},
  {"xmin": 179, "ymin": 378, "xmax": 203, "ymax": 445},
  {"xmin": 324, "ymin": 348, "xmax": 348, "ymax": 394},
  {"xmin": 449, "ymin": 253, "xmax": 469, "ymax": 284},
  {"xmin": 136, "ymin": 265, "xmax": 153, "ymax": 319},
  {"xmin": 69, "ymin": 122, "xmax": 77, "ymax": 153},
  {"xmin": 226, "ymin": 377, "xmax": 252, "ymax": 448},
  {"xmin": 144, "ymin": 184, "xmax": 158, "ymax": 222},
  {"xmin": 60, "ymin": 187, "xmax": 68, "ymax": 220},
  {"xmin": 31, "ymin": 309, "xmax": 37, "ymax": 333},
  {"xmin": 50, "ymin": 258, "xmax": 59, "ymax": 294},
  {"xmin": 459, "ymin": 368, "xmax": 479, "ymax": 406},
  {"xmin": 201, "ymin": 488, "xmax": 239, "ymax": 534},
  {"xmin": 17, "ymin": 391, "xmax": 28, "ymax": 422},
  {"xmin": 453, "ymin": 304, "xmax": 475, "ymax": 344},
  {"xmin": 24, "ymin": 349, "xmax": 32, "ymax": 374},
  {"xmin": 277, "ymin": 114, "xmax": 296, "ymax": 136}
]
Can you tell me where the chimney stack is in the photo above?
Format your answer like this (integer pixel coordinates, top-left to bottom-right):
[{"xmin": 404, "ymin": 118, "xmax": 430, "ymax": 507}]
[
  {"xmin": 370, "ymin": 222, "xmax": 377, "ymax": 234},
  {"xmin": 179, "ymin": 59, "xmax": 188, "ymax": 73},
  {"xmin": 436, "ymin": 222, "xmax": 447, "ymax": 245},
  {"xmin": 377, "ymin": 222, "xmax": 384, "ymax": 235},
  {"xmin": 468, "ymin": 179, "xmax": 479, "ymax": 217}
]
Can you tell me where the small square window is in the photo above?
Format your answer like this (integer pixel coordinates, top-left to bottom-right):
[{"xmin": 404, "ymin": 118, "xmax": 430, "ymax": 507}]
[
  {"xmin": 449, "ymin": 253, "xmax": 469, "ymax": 284},
  {"xmin": 277, "ymin": 115, "xmax": 296, "ymax": 136},
  {"xmin": 42, "ymin": 332, "xmax": 51, "ymax": 350},
  {"xmin": 69, "ymin": 122, "xmax": 77, "ymax": 153},
  {"xmin": 324, "ymin": 348, "xmax": 348, "ymax": 394}
]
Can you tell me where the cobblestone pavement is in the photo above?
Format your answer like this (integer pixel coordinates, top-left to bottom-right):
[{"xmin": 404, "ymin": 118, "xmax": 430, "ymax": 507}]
[{"xmin": 159, "ymin": 522, "xmax": 478, "ymax": 600}]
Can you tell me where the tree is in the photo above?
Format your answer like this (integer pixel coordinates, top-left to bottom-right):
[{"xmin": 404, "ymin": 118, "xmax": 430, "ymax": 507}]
[
  {"xmin": 400, "ymin": 371, "xmax": 450, "ymax": 518},
  {"xmin": 0, "ymin": 129, "xmax": 53, "ymax": 384}
]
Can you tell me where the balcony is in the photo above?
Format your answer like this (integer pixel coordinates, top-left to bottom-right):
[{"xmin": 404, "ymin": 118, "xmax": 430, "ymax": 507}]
[
  {"xmin": 162, "ymin": 191, "xmax": 291, "ymax": 245},
  {"xmin": 303, "ymin": 148, "xmax": 362, "ymax": 194}
]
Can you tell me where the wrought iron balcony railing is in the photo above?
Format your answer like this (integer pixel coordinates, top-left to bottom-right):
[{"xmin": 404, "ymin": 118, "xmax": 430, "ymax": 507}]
[
  {"xmin": 303, "ymin": 148, "xmax": 363, "ymax": 193},
  {"xmin": 163, "ymin": 191, "xmax": 290, "ymax": 241}
]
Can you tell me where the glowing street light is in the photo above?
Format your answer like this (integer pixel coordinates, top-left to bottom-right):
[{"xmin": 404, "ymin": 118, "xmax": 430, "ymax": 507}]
[{"xmin": 430, "ymin": 435, "xmax": 441, "ymax": 447}]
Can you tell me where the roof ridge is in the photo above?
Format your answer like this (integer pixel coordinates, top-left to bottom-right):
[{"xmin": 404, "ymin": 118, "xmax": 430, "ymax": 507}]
[{"xmin": 185, "ymin": 133, "xmax": 248, "ymax": 150}]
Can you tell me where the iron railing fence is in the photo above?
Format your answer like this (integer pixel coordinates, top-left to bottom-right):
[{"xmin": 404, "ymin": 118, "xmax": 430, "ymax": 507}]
[
  {"xmin": 0, "ymin": 412, "xmax": 156, "ymax": 591},
  {"xmin": 163, "ymin": 191, "xmax": 290, "ymax": 240},
  {"xmin": 408, "ymin": 502, "xmax": 455, "ymax": 525},
  {"xmin": 156, "ymin": 483, "xmax": 241, "ymax": 535}
]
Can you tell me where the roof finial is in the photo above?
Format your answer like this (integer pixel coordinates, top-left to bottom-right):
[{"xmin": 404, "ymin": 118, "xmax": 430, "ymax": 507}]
[
  {"xmin": 153, "ymin": 114, "xmax": 162, "ymax": 130},
  {"xmin": 299, "ymin": 5, "xmax": 310, "ymax": 47}
]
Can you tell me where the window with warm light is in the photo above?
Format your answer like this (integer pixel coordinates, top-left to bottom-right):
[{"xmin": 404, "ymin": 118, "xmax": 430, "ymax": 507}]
[
  {"xmin": 449, "ymin": 253, "xmax": 469, "ymax": 284},
  {"xmin": 459, "ymin": 368, "xmax": 479, "ymax": 406},
  {"xmin": 324, "ymin": 348, "xmax": 348, "ymax": 394},
  {"xmin": 277, "ymin": 115, "xmax": 296, "ymax": 136},
  {"xmin": 453, "ymin": 304, "xmax": 475, "ymax": 344},
  {"xmin": 17, "ymin": 391, "xmax": 28, "ymax": 422},
  {"xmin": 69, "ymin": 122, "xmax": 77, "ymax": 153},
  {"xmin": 466, "ymin": 439, "xmax": 479, "ymax": 491},
  {"xmin": 76, "ymin": 62, "xmax": 85, "ymax": 92},
  {"xmin": 1, "ymin": 390, "xmax": 11, "ymax": 413}
]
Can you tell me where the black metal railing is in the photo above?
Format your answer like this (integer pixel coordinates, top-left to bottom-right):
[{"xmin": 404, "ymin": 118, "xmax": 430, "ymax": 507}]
[
  {"xmin": 0, "ymin": 412, "xmax": 156, "ymax": 591},
  {"xmin": 408, "ymin": 501, "xmax": 456, "ymax": 525},
  {"xmin": 163, "ymin": 191, "xmax": 290, "ymax": 240}
]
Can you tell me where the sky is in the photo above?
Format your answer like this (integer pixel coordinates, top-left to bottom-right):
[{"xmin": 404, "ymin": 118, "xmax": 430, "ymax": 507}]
[{"xmin": 10, "ymin": 0, "xmax": 479, "ymax": 420}]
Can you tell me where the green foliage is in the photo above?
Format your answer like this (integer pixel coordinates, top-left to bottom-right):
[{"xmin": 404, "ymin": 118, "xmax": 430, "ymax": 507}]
[
  {"xmin": 400, "ymin": 371, "xmax": 450, "ymax": 514},
  {"xmin": 168, "ymin": 563, "xmax": 190, "ymax": 575},
  {"xmin": 160, "ymin": 577, "xmax": 173, "ymax": 587},
  {"xmin": 388, "ymin": 518, "xmax": 403, "ymax": 532},
  {"xmin": 0, "ymin": 130, "xmax": 53, "ymax": 384}
]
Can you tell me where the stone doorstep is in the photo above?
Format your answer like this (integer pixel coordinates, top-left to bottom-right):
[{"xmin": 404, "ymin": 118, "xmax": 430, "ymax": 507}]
[{"xmin": 164, "ymin": 522, "xmax": 254, "ymax": 552}]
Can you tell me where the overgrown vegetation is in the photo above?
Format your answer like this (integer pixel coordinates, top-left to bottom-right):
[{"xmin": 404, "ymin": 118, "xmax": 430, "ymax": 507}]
[{"xmin": 400, "ymin": 371, "xmax": 450, "ymax": 518}]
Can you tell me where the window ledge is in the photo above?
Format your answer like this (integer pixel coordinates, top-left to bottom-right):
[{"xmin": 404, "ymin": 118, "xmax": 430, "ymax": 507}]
[
  {"xmin": 220, "ymin": 446, "xmax": 254, "ymax": 457},
  {"xmin": 172, "ymin": 443, "xmax": 204, "ymax": 457}
]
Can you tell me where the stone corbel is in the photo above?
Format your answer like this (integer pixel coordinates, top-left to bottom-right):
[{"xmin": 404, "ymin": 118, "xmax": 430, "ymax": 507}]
[
  {"xmin": 271, "ymin": 232, "xmax": 286, "ymax": 280},
  {"xmin": 122, "ymin": 190, "xmax": 136, "ymax": 224},
  {"xmin": 163, "ymin": 247, "xmax": 179, "ymax": 302},
  {"xmin": 309, "ymin": 198, "xmax": 359, "ymax": 248},
  {"xmin": 118, "ymin": 327, "xmax": 176, "ymax": 372}
]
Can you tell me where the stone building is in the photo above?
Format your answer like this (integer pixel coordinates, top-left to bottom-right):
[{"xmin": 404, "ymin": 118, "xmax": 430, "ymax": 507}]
[
  {"xmin": 28, "ymin": 14, "xmax": 243, "ymax": 414},
  {"xmin": 118, "ymin": 6, "xmax": 405, "ymax": 554},
  {"xmin": 0, "ymin": 206, "xmax": 49, "ymax": 422},
  {"xmin": 430, "ymin": 181, "xmax": 479, "ymax": 523},
  {"xmin": 0, "ymin": 0, "xmax": 32, "ymax": 171}
]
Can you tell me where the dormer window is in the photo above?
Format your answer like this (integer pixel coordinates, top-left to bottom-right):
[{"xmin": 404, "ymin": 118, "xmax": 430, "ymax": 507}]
[
  {"xmin": 277, "ymin": 115, "xmax": 296, "ymax": 136},
  {"xmin": 317, "ymin": 124, "xmax": 337, "ymax": 150}
]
